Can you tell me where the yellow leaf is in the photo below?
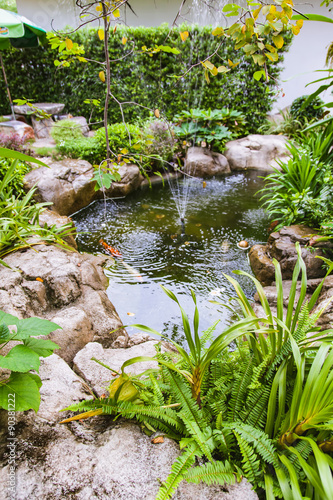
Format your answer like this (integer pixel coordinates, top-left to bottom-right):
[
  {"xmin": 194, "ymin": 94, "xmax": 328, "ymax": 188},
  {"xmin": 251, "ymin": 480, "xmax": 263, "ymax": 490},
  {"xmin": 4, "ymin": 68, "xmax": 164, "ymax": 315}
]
[
  {"xmin": 212, "ymin": 27, "xmax": 224, "ymax": 37},
  {"xmin": 292, "ymin": 25, "xmax": 300, "ymax": 35},
  {"xmin": 122, "ymin": 36, "xmax": 127, "ymax": 45},
  {"xmin": 253, "ymin": 6, "xmax": 262, "ymax": 19},
  {"xmin": 133, "ymin": 144, "xmax": 141, "ymax": 150},
  {"xmin": 120, "ymin": 148, "xmax": 128, "ymax": 154},
  {"xmin": 180, "ymin": 31, "xmax": 189, "ymax": 42},
  {"xmin": 99, "ymin": 71, "xmax": 106, "ymax": 82},
  {"xmin": 113, "ymin": 8, "xmax": 120, "ymax": 18},
  {"xmin": 98, "ymin": 28, "xmax": 104, "ymax": 41},
  {"xmin": 202, "ymin": 60, "xmax": 215, "ymax": 71},
  {"xmin": 154, "ymin": 109, "xmax": 160, "ymax": 118},
  {"xmin": 272, "ymin": 35, "xmax": 284, "ymax": 49},
  {"xmin": 296, "ymin": 19, "xmax": 303, "ymax": 28},
  {"xmin": 204, "ymin": 69, "xmax": 210, "ymax": 84},
  {"xmin": 269, "ymin": 5, "xmax": 276, "ymax": 14},
  {"xmin": 65, "ymin": 38, "xmax": 73, "ymax": 50},
  {"xmin": 96, "ymin": 4, "xmax": 102, "ymax": 12}
]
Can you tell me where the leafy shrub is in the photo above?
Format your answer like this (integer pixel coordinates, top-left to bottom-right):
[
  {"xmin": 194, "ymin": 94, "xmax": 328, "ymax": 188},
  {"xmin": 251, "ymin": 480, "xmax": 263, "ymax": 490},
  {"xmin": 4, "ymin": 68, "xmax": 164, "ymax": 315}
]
[
  {"xmin": 0, "ymin": 311, "xmax": 59, "ymax": 412},
  {"xmin": 57, "ymin": 123, "xmax": 143, "ymax": 165},
  {"xmin": 51, "ymin": 118, "xmax": 84, "ymax": 143},
  {"xmin": 258, "ymin": 109, "xmax": 304, "ymax": 137},
  {"xmin": 290, "ymin": 94, "xmax": 325, "ymax": 124},
  {"xmin": 173, "ymin": 107, "xmax": 245, "ymax": 152},
  {"xmin": 0, "ymin": 25, "xmax": 291, "ymax": 132},
  {"xmin": 259, "ymin": 142, "xmax": 333, "ymax": 228}
]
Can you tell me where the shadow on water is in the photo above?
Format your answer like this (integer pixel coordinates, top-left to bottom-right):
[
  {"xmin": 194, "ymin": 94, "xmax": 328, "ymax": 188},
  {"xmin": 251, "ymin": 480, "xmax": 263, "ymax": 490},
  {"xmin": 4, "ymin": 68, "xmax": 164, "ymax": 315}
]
[{"xmin": 72, "ymin": 171, "xmax": 269, "ymax": 343}]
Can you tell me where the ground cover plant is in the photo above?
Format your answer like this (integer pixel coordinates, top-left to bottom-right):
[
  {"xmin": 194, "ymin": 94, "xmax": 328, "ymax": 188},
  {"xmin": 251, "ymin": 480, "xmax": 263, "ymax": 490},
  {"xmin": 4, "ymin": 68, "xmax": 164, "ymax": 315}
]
[
  {"xmin": 61, "ymin": 245, "xmax": 333, "ymax": 499},
  {"xmin": 173, "ymin": 107, "xmax": 246, "ymax": 152}
]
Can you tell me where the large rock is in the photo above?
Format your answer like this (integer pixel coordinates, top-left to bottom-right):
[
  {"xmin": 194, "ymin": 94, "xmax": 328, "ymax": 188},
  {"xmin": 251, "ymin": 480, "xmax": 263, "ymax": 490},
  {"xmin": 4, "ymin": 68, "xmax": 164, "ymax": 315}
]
[
  {"xmin": 31, "ymin": 117, "xmax": 55, "ymax": 139},
  {"xmin": 24, "ymin": 159, "xmax": 96, "ymax": 216},
  {"xmin": 13, "ymin": 103, "xmax": 65, "ymax": 116},
  {"xmin": 184, "ymin": 147, "xmax": 231, "ymax": 177},
  {"xmin": 249, "ymin": 225, "xmax": 328, "ymax": 285},
  {"xmin": 224, "ymin": 134, "xmax": 289, "ymax": 171},
  {"xmin": 96, "ymin": 164, "xmax": 142, "ymax": 198},
  {"xmin": 0, "ymin": 354, "xmax": 257, "ymax": 500},
  {"xmin": 73, "ymin": 341, "xmax": 167, "ymax": 396},
  {"xmin": 0, "ymin": 245, "xmax": 127, "ymax": 358},
  {"xmin": 0, "ymin": 120, "xmax": 35, "ymax": 141},
  {"xmin": 248, "ymin": 244, "xmax": 276, "ymax": 286},
  {"xmin": 38, "ymin": 209, "xmax": 77, "ymax": 249}
]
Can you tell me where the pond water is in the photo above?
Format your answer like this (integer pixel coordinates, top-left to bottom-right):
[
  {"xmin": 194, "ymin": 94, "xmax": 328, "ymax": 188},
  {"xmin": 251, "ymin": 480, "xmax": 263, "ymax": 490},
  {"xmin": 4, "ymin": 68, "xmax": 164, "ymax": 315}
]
[{"xmin": 72, "ymin": 171, "xmax": 269, "ymax": 344}]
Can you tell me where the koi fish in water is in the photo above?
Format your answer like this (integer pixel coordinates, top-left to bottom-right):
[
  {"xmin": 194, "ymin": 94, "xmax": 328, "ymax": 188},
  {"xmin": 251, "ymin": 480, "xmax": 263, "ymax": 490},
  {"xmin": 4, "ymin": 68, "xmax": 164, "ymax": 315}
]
[
  {"xmin": 99, "ymin": 239, "xmax": 122, "ymax": 258},
  {"xmin": 99, "ymin": 239, "xmax": 143, "ymax": 282}
]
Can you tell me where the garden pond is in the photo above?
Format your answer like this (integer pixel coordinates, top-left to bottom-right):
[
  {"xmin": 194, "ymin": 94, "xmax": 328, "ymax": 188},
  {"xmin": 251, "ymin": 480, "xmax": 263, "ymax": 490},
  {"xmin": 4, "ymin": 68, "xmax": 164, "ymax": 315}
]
[{"xmin": 72, "ymin": 171, "xmax": 269, "ymax": 343}]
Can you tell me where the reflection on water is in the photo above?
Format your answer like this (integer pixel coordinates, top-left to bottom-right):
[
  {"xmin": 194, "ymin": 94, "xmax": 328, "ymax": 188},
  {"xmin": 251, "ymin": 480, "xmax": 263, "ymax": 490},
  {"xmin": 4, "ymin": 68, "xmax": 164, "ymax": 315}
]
[{"xmin": 72, "ymin": 171, "xmax": 269, "ymax": 342}]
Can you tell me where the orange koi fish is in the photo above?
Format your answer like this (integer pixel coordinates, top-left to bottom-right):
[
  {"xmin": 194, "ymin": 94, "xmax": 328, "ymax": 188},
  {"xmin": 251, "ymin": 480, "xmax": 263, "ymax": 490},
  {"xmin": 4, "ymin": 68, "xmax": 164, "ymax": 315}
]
[
  {"xmin": 99, "ymin": 239, "xmax": 143, "ymax": 282},
  {"xmin": 99, "ymin": 239, "xmax": 122, "ymax": 258}
]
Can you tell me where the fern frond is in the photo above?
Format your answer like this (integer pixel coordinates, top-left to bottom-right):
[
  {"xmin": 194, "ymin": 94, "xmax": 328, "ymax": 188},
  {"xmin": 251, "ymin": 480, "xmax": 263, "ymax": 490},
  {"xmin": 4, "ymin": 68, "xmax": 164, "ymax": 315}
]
[
  {"xmin": 228, "ymin": 358, "xmax": 254, "ymax": 421},
  {"xmin": 213, "ymin": 428, "xmax": 235, "ymax": 458},
  {"xmin": 156, "ymin": 443, "xmax": 202, "ymax": 500},
  {"xmin": 234, "ymin": 432, "xmax": 262, "ymax": 484},
  {"xmin": 184, "ymin": 460, "xmax": 236, "ymax": 486},
  {"xmin": 242, "ymin": 384, "xmax": 272, "ymax": 428},
  {"xmin": 229, "ymin": 422, "xmax": 279, "ymax": 468},
  {"xmin": 179, "ymin": 413, "xmax": 214, "ymax": 460},
  {"xmin": 166, "ymin": 369, "xmax": 207, "ymax": 427}
]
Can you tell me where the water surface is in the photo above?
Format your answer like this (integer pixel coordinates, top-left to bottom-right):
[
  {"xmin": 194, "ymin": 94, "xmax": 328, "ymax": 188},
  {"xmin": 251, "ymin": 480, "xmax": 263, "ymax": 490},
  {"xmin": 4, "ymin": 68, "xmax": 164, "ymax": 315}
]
[{"xmin": 73, "ymin": 171, "xmax": 269, "ymax": 343}]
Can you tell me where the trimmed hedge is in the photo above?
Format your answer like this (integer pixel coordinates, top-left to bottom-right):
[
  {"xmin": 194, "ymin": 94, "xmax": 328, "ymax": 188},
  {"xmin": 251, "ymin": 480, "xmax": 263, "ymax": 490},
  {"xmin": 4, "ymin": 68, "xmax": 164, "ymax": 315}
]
[{"xmin": 0, "ymin": 24, "xmax": 291, "ymax": 132}]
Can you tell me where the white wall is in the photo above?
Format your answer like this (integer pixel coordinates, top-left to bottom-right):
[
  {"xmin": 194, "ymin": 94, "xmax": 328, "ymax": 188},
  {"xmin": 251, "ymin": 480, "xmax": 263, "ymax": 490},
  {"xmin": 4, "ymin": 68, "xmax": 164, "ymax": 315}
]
[
  {"xmin": 273, "ymin": 1, "xmax": 333, "ymax": 111},
  {"xmin": 16, "ymin": 0, "xmax": 333, "ymax": 112},
  {"xmin": 16, "ymin": 0, "xmax": 80, "ymax": 31}
]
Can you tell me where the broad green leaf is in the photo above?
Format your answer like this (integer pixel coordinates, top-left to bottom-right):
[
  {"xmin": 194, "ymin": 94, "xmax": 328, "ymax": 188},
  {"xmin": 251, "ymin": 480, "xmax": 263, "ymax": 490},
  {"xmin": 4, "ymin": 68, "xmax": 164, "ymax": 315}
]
[
  {"xmin": 23, "ymin": 338, "xmax": 59, "ymax": 357},
  {"xmin": 0, "ymin": 147, "xmax": 48, "ymax": 166},
  {"xmin": 15, "ymin": 317, "xmax": 61, "ymax": 340},
  {"xmin": 0, "ymin": 372, "xmax": 41, "ymax": 411},
  {"xmin": 0, "ymin": 345, "xmax": 40, "ymax": 372},
  {"xmin": 253, "ymin": 70, "xmax": 265, "ymax": 81}
]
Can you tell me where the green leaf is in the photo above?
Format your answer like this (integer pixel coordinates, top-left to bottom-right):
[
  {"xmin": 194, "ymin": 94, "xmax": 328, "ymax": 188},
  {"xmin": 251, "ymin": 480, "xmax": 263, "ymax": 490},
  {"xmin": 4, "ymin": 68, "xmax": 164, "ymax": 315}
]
[
  {"xmin": 0, "ymin": 147, "xmax": 48, "ymax": 167},
  {"xmin": 0, "ymin": 372, "xmax": 41, "ymax": 411},
  {"xmin": 0, "ymin": 323, "xmax": 11, "ymax": 342},
  {"xmin": 253, "ymin": 70, "xmax": 265, "ymax": 81},
  {"xmin": 0, "ymin": 345, "xmax": 40, "ymax": 372},
  {"xmin": 292, "ymin": 14, "xmax": 333, "ymax": 24},
  {"xmin": 23, "ymin": 337, "xmax": 59, "ymax": 357},
  {"xmin": 15, "ymin": 317, "xmax": 61, "ymax": 340}
]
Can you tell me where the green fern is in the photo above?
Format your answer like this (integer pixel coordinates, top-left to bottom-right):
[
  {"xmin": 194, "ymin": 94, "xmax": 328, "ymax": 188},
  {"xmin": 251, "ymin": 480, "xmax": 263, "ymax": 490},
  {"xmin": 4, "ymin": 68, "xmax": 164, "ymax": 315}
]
[
  {"xmin": 166, "ymin": 369, "xmax": 207, "ymax": 427},
  {"xmin": 234, "ymin": 432, "xmax": 262, "ymax": 484},
  {"xmin": 228, "ymin": 422, "xmax": 279, "ymax": 468},
  {"xmin": 184, "ymin": 459, "xmax": 236, "ymax": 486},
  {"xmin": 228, "ymin": 358, "xmax": 254, "ymax": 421},
  {"xmin": 156, "ymin": 443, "xmax": 202, "ymax": 500}
]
